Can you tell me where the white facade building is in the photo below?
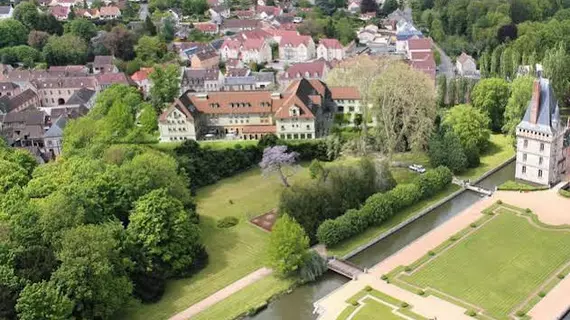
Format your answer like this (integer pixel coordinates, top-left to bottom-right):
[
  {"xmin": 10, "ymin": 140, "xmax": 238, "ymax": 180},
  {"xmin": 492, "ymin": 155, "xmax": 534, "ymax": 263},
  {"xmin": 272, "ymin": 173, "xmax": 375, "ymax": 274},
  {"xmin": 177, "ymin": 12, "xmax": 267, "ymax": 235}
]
[
  {"xmin": 158, "ymin": 102, "xmax": 197, "ymax": 142},
  {"xmin": 515, "ymin": 78, "xmax": 568, "ymax": 185}
]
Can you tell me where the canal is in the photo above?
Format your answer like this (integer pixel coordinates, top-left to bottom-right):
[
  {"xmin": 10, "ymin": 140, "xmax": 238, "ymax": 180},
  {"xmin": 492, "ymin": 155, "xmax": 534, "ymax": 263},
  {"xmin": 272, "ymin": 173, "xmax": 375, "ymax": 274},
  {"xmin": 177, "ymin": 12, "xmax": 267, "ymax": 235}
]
[{"xmin": 250, "ymin": 161, "xmax": 516, "ymax": 320}]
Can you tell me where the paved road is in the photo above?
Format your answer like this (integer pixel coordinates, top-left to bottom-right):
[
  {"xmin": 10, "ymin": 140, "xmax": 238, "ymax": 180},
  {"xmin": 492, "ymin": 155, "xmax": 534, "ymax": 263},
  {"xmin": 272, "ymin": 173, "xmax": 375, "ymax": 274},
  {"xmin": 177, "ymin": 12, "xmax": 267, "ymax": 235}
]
[
  {"xmin": 433, "ymin": 43, "xmax": 454, "ymax": 79},
  {"xmin": 139, "ymin": 3, "xmax": 148, "ymax": 21}
]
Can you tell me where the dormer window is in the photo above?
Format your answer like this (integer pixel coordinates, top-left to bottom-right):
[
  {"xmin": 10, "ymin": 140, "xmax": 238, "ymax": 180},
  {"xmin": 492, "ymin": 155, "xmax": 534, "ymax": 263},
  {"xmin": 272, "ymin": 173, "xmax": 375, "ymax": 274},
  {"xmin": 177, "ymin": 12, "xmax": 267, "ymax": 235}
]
[{"xmin": 289, "ymin": 106, "xmax": 299, "ymax": 117}]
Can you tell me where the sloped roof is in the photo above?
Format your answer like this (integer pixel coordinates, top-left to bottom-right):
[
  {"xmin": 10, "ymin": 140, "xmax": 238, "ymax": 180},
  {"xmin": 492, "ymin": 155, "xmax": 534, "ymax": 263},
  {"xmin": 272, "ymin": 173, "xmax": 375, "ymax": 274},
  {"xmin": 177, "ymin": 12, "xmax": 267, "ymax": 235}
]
[
  {"xmin": 330, "ymin": 87, "xmax": 360, "ymax": 100},
  {"xmin": 44, "ymin": 116, "xmax": 67, "ymax": 138},
  {"xmin": 184, "ymin": 68, "xmax": 220, "ymax": 81},
  {"xmin": 66, "ymin": 88, "xmax": 96, "ymax": 105},
  {"xmin": 407, "ymin": 38, "xmax": 431, "ymax": 51},
  {"xmin": 100, "ymin": 6, "xmax": 120, "ymax": 16},
  {"xmin": 518, "ymin": 78, "xmax": 562, "ymax": 134},
  {"xmin": 281, "ymin": 60, "xmax": 329, "ymax": 80},
  {"xmin": 319, "ymin": 38, "xmax": 343, "ymax": 50},
  {"xmin": 457, "ymin": 52, "xmax": 475, "ymax": 64},
  {"xmin": 130, "ymin": 68, "xmax": 153, "ymax": 82}
]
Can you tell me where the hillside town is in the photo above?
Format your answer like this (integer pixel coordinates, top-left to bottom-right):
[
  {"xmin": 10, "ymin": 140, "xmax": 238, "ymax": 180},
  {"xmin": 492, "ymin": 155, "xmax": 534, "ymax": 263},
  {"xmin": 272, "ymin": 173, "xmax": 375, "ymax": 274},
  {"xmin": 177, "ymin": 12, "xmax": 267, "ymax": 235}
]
[{"xmin": 1, "ymin": 0, "xmax": 570, "ymax": 320}]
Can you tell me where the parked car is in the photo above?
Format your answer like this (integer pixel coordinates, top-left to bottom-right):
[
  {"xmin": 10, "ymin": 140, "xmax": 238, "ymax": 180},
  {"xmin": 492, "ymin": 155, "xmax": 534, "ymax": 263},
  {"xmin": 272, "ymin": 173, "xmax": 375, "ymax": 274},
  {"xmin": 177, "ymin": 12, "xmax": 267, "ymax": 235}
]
[
  {"xmin": 293, "ymin": 17, "xmax": 303, "ymax": 23},
  {"xmin": 408, "ymin": 164, "xmax": 426, "ymax": 173}
]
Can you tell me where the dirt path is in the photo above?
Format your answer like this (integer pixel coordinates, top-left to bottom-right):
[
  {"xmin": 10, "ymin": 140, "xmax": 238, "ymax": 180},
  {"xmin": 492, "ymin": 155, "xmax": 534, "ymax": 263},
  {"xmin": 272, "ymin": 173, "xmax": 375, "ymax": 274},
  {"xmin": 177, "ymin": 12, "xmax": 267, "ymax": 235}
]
[{"xmin": 169, "ymin": 267, "xmax": 273, "ymax": 320}]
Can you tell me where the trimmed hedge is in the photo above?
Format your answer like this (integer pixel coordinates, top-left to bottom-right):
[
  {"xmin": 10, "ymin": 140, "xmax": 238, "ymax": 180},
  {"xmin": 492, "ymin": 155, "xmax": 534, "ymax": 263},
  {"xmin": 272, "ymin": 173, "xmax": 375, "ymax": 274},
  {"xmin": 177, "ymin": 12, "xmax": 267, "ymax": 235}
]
[
  {"xmin": 173, "ymin": 138, "xmax": 333, "ymax": 191},
  {"xmin": 317, "ymin": 166, "xmax": 453, "ymax": 247},
  {"xmin": 559, "ymin": 188, "xmax": 570, "ymax": 198}
]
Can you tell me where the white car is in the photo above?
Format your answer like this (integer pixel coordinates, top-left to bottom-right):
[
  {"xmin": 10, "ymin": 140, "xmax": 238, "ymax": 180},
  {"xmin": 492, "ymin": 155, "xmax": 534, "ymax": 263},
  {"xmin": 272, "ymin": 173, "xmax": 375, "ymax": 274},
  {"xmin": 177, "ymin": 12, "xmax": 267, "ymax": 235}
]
[
  {"xmin": 408, "ymin": 164, "xmax": 426, "ymax": 174},
  {"xmin": 293, "ymin": 17, "xmax": 303, "ymax": 23}
]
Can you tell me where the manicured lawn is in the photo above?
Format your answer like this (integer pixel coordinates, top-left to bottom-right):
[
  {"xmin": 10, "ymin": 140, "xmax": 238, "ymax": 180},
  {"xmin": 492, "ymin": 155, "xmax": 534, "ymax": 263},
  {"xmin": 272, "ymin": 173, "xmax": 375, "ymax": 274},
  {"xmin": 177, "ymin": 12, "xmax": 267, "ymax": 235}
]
[
  {"xmin": 328, "ymin": 184, "xmax": 460, "ymax": 257},
  {"xmin": 352, "ymin": 298, "xmax": 403, "ymax": 320},
  {"xmin": 124, "ymin": 167, "xmax": 310, "ymax": 320},
  {"xmin": 402, "ymin": 211, "xmax": 570, "ymax": 318},
  {"xmin": 390, "ymin": 152, "xmax": 430, "ymax": 184},
  {"xmin": 199, "ymin": 140, "xmax": 258, "ymax": 150},
  {"xmin": 498, "ymin": 180, "xmax": 548, "ymax": 191},
  {"xmin": 457, "ymin": 134, "xmax": 514, "ymax": 181},
  {"xmin": 192, "ymin": 275, "xmax": 294, "ymax": 320}
]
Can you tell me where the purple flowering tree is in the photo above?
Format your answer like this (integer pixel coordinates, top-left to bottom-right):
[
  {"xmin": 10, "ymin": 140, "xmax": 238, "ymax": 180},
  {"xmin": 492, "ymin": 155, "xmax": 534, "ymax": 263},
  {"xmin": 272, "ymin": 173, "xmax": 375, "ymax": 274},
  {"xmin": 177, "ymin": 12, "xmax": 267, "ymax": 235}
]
[{"xmin": 259, "ymin": 145, "xmax": 299, "ymax": 187}]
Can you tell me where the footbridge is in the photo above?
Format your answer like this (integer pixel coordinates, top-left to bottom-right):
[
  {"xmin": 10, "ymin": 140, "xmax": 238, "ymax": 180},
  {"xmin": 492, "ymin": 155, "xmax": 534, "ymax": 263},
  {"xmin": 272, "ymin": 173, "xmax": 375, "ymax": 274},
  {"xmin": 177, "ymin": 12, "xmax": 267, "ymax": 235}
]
[
  {"xmin": 452, "ymin": 178, "xmax": 494, "ymax": 196},
  {"xmin": 327, "ymin": 258, "xmax": 365, "ymax": 280}
]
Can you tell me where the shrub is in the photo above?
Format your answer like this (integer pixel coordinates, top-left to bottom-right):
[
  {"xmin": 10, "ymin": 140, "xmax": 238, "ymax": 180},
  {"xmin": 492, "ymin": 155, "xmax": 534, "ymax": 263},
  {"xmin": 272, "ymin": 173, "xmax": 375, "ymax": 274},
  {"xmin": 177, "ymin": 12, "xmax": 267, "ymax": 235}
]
[
  {"xmin": 217, "ymin": 216, "xmax": 239, "ymax": 228},
  {"xmin": 515, "ymin": 310, "xmax": 525, "ymax": 317},
  {"xmin": 525, "ymin": 208, "xmax": 532, "ymax": 213},
  {"xmin": 401, "ymin": 302, "xmax": 409, "ymax": 308},
  {"xmin": 350, "ymin": 299, "xmax": 359, "ymax": 306},
  {"xmin": 558, "ymin": 273, "xmax": 565, "ymax": 279},
  {"xmin": 417, "ymin": 290, "xmax": 425, "ymax": 296},
  {"xmin": 380, "ymin": 274, "xmax": 388, "ymax": 281},
  {"xmin": 497, "ymin": 200, "xmax": 503, "ymax": 204},
  {"xmin": 559, "ymin": 188, "xmax": 570, "ymax": 198},
  {"xmin": 470, "ymin": 223, "xmax": 477, "ymax": 228},
  {"xmin": 467, "ymin": 310, "xmax": 477, "ymax": 317},
  {"xmin": 449, "ymin": 236, "xmax": 458, "ymax": 241},
  {"xmin": 538, "ymin": 291, "xmax": 546, "ymax": 298},
  {"xmin": 415, "ymin": 166, "xmax": 453, "ymax": 199},
  {"xmin": 364, "ymin": 285, "xmax": 372, "ymax": 292},
  {"xmin": 385, "ymin": 183, "xmax": 421, "ymax": 211},
  {"xmin": 404, "ymin": 266, "xmax": 412, "ymax": 272},
  {"xmin": 428, "ymin": 251, "xmax": 436, "ymax": 256}
]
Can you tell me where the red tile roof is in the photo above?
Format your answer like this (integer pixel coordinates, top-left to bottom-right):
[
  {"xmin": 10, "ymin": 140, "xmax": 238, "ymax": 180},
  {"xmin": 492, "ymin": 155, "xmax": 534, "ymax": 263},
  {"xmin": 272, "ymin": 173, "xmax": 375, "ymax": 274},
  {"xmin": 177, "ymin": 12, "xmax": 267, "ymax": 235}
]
[
  {"xmin": 330, "ymin": 87, "xmax": 361, "ymax": 100},
  {"xmin": 159, "ymin": 101, "xmax": 194, "ymax": 122},
  {"xmin": 256, "ymin": 5, "xmax": 281, "ymax": 16},
  {"xmin": 279, "ymin": 34, "xmax": 312, "ymax": 47},
  {"xmin": 242, "ymin": 125, "xmax": 276, "ymax": 133},
  {"xmin": 96, "ymin": 73, "xmax": 132, "ymax": 86},
  {"xmin": 221, "ymin": 38, "xmax": 241, "ymax": 50},
  {"xmin": 130, "ymin": 68, "xmax": 153, "ymax": 82},
  {"xmin": 407, "ymin": 38, "xmax": 432, "ymax": 51},
  {"xmin": 194, "ymin": 22, "xmax": 217, "ymax": 32},
  {"xmin": 281, "ymin": 60, "xmax": 329, "ymax": 80},
  {"xmin": 457, "ymin": 52, "xmax": 474, "ymax": 64},
  {"xmin": 50, "ymin": 5, "xmax": 69, "ymax": 18},
  {"xmin": 100, "ymin": 6, "xmax": 120, "ymax": 16},
  {"xmin": 319, "ymin": 38, "xmax": 343, "ymax": 49},
  {"xmin": 243, "ymin": 38, "xmax": 265, "ymax": 50}
]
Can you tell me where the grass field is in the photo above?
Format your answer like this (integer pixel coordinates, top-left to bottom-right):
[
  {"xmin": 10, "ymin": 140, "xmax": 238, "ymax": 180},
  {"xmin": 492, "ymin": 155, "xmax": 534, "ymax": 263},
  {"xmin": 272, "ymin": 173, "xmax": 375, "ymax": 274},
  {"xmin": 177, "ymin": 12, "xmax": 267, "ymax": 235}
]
[
  {"xmin": 125, "ymin": 167, "xmax": 310, "ymax": 320},
  {"xmin": 457, "ymin": 134, "xmax": 514, "ymax": 181},
  {"xmin": 351, "ymin": 298, "xmax": 404, "ymax": 320},
  {"xmin": 401, "ymin": 210, "xmax": 570, "ymax": 318},
  {"xmin": 337, "ymin": 288, "xmax": 427, "ymax": 320}
]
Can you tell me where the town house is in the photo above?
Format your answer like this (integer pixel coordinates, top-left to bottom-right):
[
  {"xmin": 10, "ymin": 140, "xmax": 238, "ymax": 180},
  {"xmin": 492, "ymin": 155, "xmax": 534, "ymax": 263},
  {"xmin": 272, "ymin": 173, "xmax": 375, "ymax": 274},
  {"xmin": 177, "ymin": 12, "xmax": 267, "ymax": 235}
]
[
  {"xmin": 181, "ymin": 68, "xmax": 224, "ymax": 92},
  {"xmin": 279, "ymin": 34, "xmax": 315, "ymax": 62},
  {"xmin": 317, "ymin": 38, "xmax": 345, "ymax": 62}
]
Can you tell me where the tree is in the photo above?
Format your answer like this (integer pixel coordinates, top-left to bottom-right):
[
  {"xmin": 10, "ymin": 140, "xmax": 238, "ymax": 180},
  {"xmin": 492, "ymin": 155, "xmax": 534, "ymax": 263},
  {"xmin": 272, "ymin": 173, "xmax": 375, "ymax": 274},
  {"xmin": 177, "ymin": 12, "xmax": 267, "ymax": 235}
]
[
  {"xmin": 127, "ymin": 188, "xmax": 204, "ymax": 276},
  {"xmin": 42, "ymin": 34, "xmax": 88, "ymax": 66},
  {"xmin": 470, "ymin": 77, "xmax": 510, "ymax": 132},
  {"xmin": 0, "ymin": 160, "xmax": 28, "ymax": 192},
  {"xmin": 443, "ymin": 104, "xmax": 491, "ymax": 152},
  {"xmin": 259, "ymin": 145, "xmax": 299, "ymax": 187},
  {"xmin": 13, "ymin": 2, "xmax": 39, "ymax": 30},
  {"xmin": 382, "ymin": 0, "xmax": 398, "ymax": 15},
  {"xmin": 503, "ymin": 76, "xmax": 534, "ymax": 138},
  {"xmin": 15, "ymin": 281, "xmax": 74, "ymax": 320},
  {"xmin": 369, "ymin": 62, "xmax": 437, "ymax": 153},
  {"xmin": 104, "ymin": 101, "xmax": 135, "ymax": 138},
  {"xmin": 316, "ymin": 0, "xmax": 335, "ymax": 15},
  {"xmin": 428, "ymin": 128, "xmax": 468, "ymax": 173},
  {"xmin": 135, "ymin": 36, "xmax": 166, "ymax": 64},
  {"xmin": 160, "ymin": 17, "xmax": 175, "ymax": 43},
  {"xmin": 144, "ymin": 16, "xmax": 157, "ymax": 36},
  {"xmin": 437, "ymin": 75, "xmax": 447, "ymax": 107},
  {"xmin": 102, "ymin": 26, "xmax": 136, "ymax": 61},
  {"xmin": 181, "ymin": 0, "xmax": 208, "ymax": 16},
  {"xmin": 267, "ymin": 214, "xmax": 309, "ymax": 276},
  {"xmin": 334, "ymin": 18, "xmax": 356, "ymax": 46},
  {"xmin": 543, "ymin": 42, "xmax": 570, "ymax": 104},
  {"xmin": 149, "ymin": 64, "xmax": 180, "ymax": 110},
  {"xmin": 35, "ymin": 14, "xmax": 63, "ymax": 35},
  {"xmin": 430, "ymin": 18, "xmax": 445, "ymax": 42},
  {"xmin": 0, "ymin": 46, "xmax": 42, "ymax": 68},
  {"xmin": 360, "ymin": 0, "xmax": 377, "ymax": 13},
  {"xmin": 64, "ymin": 19, "xmax": 97, "ymax": 42},
  {"xmin": 0, "ymin": 19, "xmax": 28, "ymax": 49},
  {"xmin": 27, "ymin": 31, "xmax": 50, "ymax": 50},
  {"xmin": 51, "ymin": 223, "xmax": 132, "ymax": 319},
  {"xmin": 139, "ymin": 103, "xmax": 158, "ymax": 133},
  {"xmin": 499, "ymin": 46, "xmax": 512, "ymax": 79},
  {"xmin": 490, "ymin": 45, "xmax": 503, "ymax": 77}
]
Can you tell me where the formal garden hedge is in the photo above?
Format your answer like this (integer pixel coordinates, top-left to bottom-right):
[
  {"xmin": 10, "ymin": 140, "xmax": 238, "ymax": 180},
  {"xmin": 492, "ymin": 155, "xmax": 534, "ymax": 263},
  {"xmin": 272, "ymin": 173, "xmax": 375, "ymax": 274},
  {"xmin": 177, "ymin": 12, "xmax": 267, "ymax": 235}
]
[
  {"xmin": 279, "ymin": 158, "xmax": 396, "ymax": 242},
  {"xmin": 317, "ymin": 166, "xmax": 453, "ymax": 247},
  {"xmin": 560, "ymin": 187, "xmax": 570, "ymax": 198},
  {"xmin": 173, "ymin": 136, "xmax": 334, "ymax": 191}
]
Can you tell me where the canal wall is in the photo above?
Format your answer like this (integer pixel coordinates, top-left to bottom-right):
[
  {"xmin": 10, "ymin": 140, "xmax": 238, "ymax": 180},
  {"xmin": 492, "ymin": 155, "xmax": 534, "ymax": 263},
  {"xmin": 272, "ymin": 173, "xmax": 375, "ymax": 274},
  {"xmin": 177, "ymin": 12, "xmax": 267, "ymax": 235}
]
[{"xmin": 341, "ymin": 156, "xmax": 516, "ymax": 261}]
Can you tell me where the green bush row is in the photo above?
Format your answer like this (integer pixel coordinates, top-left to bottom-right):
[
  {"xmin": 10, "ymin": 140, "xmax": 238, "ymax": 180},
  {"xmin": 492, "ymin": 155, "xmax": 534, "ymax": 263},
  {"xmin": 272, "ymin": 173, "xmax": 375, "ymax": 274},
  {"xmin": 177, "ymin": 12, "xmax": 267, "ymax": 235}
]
[{"xmin": 317, "ymin": 166, "xmax": 453, "ymax": 246}]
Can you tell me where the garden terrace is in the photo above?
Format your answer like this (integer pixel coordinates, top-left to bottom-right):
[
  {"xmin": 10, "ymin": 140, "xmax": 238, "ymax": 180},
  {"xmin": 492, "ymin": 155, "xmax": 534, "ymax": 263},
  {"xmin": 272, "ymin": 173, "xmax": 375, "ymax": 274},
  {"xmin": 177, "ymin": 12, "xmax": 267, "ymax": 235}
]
[{"xmin": 386, "ymin": 203, "xmax": 570, "ymax": 319}]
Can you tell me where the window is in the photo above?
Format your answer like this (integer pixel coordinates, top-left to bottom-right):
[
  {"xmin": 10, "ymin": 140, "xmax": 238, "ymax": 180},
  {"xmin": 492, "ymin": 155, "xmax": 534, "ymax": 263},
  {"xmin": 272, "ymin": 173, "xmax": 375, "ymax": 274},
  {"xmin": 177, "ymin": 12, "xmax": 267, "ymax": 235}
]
[
  {"xmin": 280, "ymin": 134, "xmax": 285, "ymax": 139},
  {"xmin": 538, "ymin": 169, "xmax": 543, "ymax": 178},
  {"xmin": 349, "ymin": 106, "xmax": 355, "ymax": 112},
  {"xmin": 337, "ymin": 106, "xmax": 344, "ymax": 112},
  {"xmin": 539, "ymin": 157, "xmax": 543, "ymax": 165},
  {"xmin": 540, "ymin": 143, "xmax": 544, "ymax": 151},
  {"xmin": 523, "ymin": 153, "xmax": 527, "ymax": 162},
  {"xmin": 307, "ymin": 133, "xmax": 312, "ymax": 139},
  {"xmin": 522, "ymin": 165, "xmax": 526, "ymax": 174},
  {"xmin": 286, "ymin": 134, "xmax": 291, "ymax": 139},
  {"xmin": 281, "ymin": 125, "xmax": 285, "ymax": 130},
  {"xmin": 524, "ymin": 139, "xmax": 528, "ymax": 148},
  {"xmin": 306, "ymin": 125, "xmax": 310, "ymax": 130}
]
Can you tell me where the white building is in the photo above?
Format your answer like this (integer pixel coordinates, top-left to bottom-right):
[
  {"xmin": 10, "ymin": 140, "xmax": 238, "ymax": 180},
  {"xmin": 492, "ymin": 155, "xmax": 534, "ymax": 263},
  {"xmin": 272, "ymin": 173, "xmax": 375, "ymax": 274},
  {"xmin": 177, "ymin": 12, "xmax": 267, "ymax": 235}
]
[
  {"xmin": 0, "ymin": 5, "xmax": 13, "ymax": 19},
  {"xmin": 317, "ymin": 39, "xmax": 345, "ymax": 62},
  {"xmin": 279, "ymin": 35, "xmax": 315, "ymax": 62},
  {"xmin": 158, "ymin": 101, "xmax": 197, "ymax": 142},
  {"xmin": 456, "ymin": 52, "xmax": 478, "ymax": 76},
  {"xmin": 515, "ymin": 78, "xmax": 568, "ymax": 186}
]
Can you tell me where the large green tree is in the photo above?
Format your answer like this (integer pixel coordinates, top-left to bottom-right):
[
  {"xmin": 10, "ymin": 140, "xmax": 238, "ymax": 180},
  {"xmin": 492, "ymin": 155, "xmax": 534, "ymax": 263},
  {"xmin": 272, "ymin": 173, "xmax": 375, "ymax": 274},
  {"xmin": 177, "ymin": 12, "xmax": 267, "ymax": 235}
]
[
  {"xmin": 139, "ymin": 103, "xmax": 158, "ymax": 133},
  {"xmin": 543, "ymin": 42, "xmax": 570, "ymax": 103},
  {"xmin": 135, "ymin": 36, "xmax": 166, "ymax": 64},
  {"xmin": 51, "ymin": 223, "xmax": 132, "ymax": 319},
  {"xmin": 0, "ymin": 19, "xmax": 28, "ymax": 49},
  {"xmin": 149, "ymin": 64, "xmax": 180, "ymax": 110},
  {"xmin": 42, "ymin": 34, "xmax": 88, "ymax": 66},
  {"xmin": 503, "ymin": 76, "xmax": 534, "ymax": 138},
  {"xmin": 470, "ymin": 77, "xmax": 510, "ymax": 132},
  {"xmin": 267, "ymin": 214, "xmax": 310, "ymax": 276},
  {"xmin": 64, "ymin": 19, "xmax": 97, "ymax": 42},
  {"xmin": 443, "ymin": 104, "xmax": 492, "ymax": 153},
  {"xmin": 127, "ymin": 188, "xmax": 203, "ymax": 276},
  {"xmin": 15, "ymin": 281, "xmax": 74, "ymax": 320},
  {"xmin": 13, "ymin": 2, "xmax": 39, "ymax": 30}
]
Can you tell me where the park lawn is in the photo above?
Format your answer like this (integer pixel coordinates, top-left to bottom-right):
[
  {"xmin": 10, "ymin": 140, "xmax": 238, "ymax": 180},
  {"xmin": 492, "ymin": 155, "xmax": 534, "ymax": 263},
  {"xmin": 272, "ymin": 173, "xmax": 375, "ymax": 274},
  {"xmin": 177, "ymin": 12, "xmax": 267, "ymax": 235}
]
[
  {"xmin": 390, "ymin": 152, "xmax": 430, "ymax": 184},
  {"xmin": 199, "ymin": 140, "xmax": 258, "ymax": 150},
  {"xmin": 403, "ymin": 211, "xmax": 570, "ymax": 318},
  {"xmin": 457, "ymin": 134, "xmax": 514, "ymax": 181},
  {"xmin": 125, "ymin": 167, "xmax": 310, "ymax": 320},
  {"xmin": 192, "ymin": 275, "xmax": 294, "ymax": 320},
  {"xmin": 327, "ymin": 184, "xmax": 461, "ymax": 257},
  {"xmin": 351, "ymin": 298, "xmax": 404, "ymax": 320}
]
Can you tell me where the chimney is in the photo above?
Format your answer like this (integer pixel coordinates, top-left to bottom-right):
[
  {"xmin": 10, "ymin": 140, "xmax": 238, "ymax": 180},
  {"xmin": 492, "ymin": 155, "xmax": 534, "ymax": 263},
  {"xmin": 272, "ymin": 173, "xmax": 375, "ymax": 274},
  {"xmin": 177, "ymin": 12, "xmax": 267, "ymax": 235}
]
[{"xmin": 530, "ymin": 80, "xmax": 541, "ymax": 124}]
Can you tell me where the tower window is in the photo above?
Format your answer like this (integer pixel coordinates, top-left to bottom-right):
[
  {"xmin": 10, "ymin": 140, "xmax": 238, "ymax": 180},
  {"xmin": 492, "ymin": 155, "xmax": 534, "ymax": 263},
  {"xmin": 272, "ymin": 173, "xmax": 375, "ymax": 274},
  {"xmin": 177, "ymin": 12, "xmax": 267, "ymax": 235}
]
[
  {"xmin": 538, "ymin": 169, "xmax": 543, "ymax": 178},
  {"xmin": 539, "ymin": 157, "xmax": 543, "ymax": 165},
  {"xmin": 523, "ymin": 153, "xmax": 527, "ymax": 162},
  {"xmin": 523, "ymin": 139, "xmax": 528, "ymax": 148},
  {"xmin": 522, "ymin": 166, "xmax": 526, "ymax": 174},
  {"xmin": 540, "ymin": 143, "xmax": 544, "ymax": 151}
]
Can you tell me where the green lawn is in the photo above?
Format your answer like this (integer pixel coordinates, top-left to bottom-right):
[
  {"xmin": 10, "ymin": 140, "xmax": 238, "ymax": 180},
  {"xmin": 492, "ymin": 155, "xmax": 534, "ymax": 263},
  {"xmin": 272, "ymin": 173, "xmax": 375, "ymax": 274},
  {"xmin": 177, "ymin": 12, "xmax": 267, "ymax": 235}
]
[
  {"xmin": 124, "ymin": 167, "xmax": 310, "ymax": 320},
  {"xmin": 199, "ymin": 140, "xmax": 258, "ymax": 150},
  {"xmin": 352, "ymin": 298, "xmax": 404, "ymax": 320},
  {"xmin": 457, "ymin": 134, "xmax": 514, "ymax": 181},
  {"xmin": 391, "ymin": 152, "xmax": 431, "ymax": 184},
  {"xmin": 192, "ymin": 275, "xmax": 294, "ymax": 320},
  {"xmin": 402, "ymin": 211, "xmax": 570, "ymax": 319}
]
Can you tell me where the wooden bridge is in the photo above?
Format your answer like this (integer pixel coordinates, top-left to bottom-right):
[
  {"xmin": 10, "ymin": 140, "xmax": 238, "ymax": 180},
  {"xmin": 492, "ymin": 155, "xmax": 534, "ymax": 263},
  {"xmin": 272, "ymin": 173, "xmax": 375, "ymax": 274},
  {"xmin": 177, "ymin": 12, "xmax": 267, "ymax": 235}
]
[
  {"xmin": 452, "ymin": 178, "xmax": 494, "ymax": 196},
  {"xmin": 327, "ymin": 258, "xmax": 365, "ymax": 280}
]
